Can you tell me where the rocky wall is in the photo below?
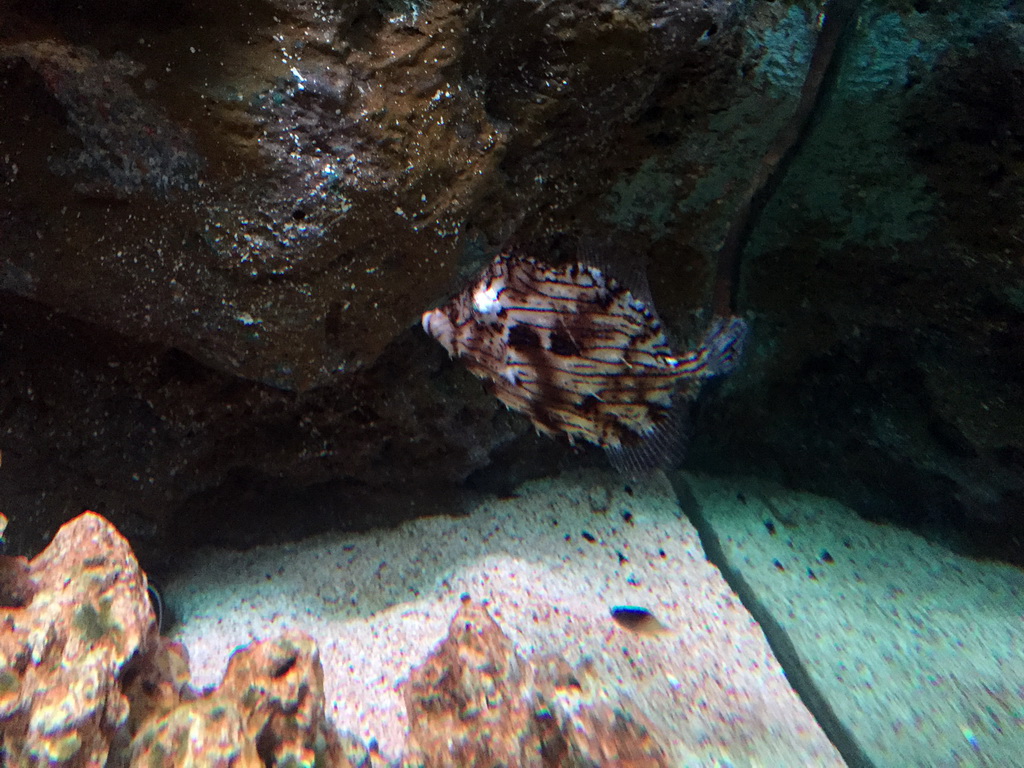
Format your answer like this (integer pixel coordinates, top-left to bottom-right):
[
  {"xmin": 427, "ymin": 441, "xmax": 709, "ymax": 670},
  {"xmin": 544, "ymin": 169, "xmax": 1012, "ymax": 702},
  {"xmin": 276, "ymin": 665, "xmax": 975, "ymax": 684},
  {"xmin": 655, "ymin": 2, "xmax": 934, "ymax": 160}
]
[
  {"xmin": 0, "ymin": 0, "xmax": 741, "ymax": 389},
  {"xmin": 0, "ymin": 0, "xmax": 1021, "ymax": 566}
]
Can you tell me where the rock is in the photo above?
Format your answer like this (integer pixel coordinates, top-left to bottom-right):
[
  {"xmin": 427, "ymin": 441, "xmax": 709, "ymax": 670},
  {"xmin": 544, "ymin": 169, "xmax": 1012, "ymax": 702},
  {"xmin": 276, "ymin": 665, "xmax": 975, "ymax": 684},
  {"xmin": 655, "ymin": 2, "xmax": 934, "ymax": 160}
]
[
  {"xmin": 0, "ymin": 512, "xmax": 156, "ymax": 767},
  {"xmin": 0, "ymin": 507, "xmax": 676, "ymax": 766},
  {"xmin": 0, "ymin": 0, "xmax": 741, "ymax": 390},
  {"xmin": 0, "ymin": 495, "xmax": 850, "ymax": 766},
  {"xmin": 402, "ymin": 595, "xmax": 669, "ymax": 767},
  {"xmin": 129, "ymin": 631, "xmax": 354, "ymax": 768},
  {"xmin": 402, "ymin": 596, "xmax": 554, "ymax": 766},
  {"xmin": 122, "ymin": 636, "xmax": 192, "ymax": 737},
  {"xmin": 0, "ymin": 0, "xmax": 768, "ymax": 560},
  {"xmin": 683, "ymin": 0, "xmax": 1024, "ymax": 564},
  {"xmin": 0, "ymin": 297, "xmax": 529, "ymax": 568},
  {"xmin": 0, "ymin": 511, "xmax": 35, "ymax": 608},
  {"xmin": 0, "ymin": 511, "xmax": 377, "ymax": 767},
  {"xmin": 129, "ymin": 698, "xmax": 262, "ymax": 768},
  {"xmin": 0, "ymin": 553, "xmax": 35, "ymax": 609},
  {"xmin": 534, "ymin": 656, "xmax": 669, "ymax": 768},
  {"xmin": 215, "ymin": 631, "xmax": 343, "ymax": 767}
]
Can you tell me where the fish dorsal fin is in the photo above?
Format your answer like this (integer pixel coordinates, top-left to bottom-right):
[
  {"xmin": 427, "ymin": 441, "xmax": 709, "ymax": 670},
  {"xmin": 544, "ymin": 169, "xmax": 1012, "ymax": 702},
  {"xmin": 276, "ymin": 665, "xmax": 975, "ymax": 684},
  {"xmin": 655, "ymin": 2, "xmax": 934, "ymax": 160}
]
[
  {"xmin": 604, "ymin": 401, "xmax": 693, "ymax": 476},
  {"xmin": 576, "ymin": 237, "xmax": 657, "ymax": 311}
]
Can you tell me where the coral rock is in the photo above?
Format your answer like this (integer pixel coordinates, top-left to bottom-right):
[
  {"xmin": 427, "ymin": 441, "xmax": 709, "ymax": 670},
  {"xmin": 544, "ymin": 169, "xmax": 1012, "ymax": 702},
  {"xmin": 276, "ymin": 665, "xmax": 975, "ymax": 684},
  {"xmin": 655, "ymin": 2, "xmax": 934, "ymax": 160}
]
[
  {"xmin": 403, "ymin": 596, "xmax": 545, "ymax": 766},
  {"xmin": 0, "ymin": 554, "xmax": 35, "ymax": 609},
  {"xmin": 122, "ymin": 636, "xmax": 192, "ymax": 736},
  {"xmin": 534, "ymin": 656, "xmax": 668, "ymax": 768},
  {"xmin": 0, "ymin": 512, "xmax": 156, "ymax": 767},
  {"xmin": 402, "ymin": 596, "xmax": 668, "ymax": 767},
  {"xmin": 130, "ymin": 631, "xmax": 356, "ymax": 767},
  {"xmin": 217, "ymin": 631, "xmax": 341, "ymax": 766},
  {"xmin": 0, "ymin": 512, "xmax": 35, "ymax": 609},
  {"xmin": 129, "ymin": 697, "xmax": 262, "ymax": 768}
]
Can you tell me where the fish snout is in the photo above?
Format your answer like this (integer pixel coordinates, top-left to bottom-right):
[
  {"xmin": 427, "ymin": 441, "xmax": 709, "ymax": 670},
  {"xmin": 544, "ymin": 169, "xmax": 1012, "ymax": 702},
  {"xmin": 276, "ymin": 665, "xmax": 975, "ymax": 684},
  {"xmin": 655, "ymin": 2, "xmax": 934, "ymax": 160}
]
[
  {"xmin": 421, "ymin": 308, "xmax": 456, "ymax": 355},
  {"xmin": 421, "ymin": 308, "xmax": 439, "ymax": 337}
]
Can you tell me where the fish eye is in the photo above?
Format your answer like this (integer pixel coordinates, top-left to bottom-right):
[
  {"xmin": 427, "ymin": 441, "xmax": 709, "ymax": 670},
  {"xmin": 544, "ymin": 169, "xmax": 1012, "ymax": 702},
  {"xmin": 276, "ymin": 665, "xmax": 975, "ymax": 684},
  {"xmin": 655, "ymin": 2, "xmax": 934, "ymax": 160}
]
[{"xmin": 472, "ymin": 283, "xmax": 502, "ymax": 314}]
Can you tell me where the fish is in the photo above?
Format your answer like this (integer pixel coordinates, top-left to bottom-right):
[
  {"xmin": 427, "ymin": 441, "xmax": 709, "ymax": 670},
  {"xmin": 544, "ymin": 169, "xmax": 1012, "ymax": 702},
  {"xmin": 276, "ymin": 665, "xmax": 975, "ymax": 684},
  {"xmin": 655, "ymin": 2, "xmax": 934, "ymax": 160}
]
[
  {"xmin": 610, "ymin": 605, "xmax": 672, "ymax": 635},
  {"xmin": 420, "ymin": 248, "xmax": 747, "ymax": 473}
]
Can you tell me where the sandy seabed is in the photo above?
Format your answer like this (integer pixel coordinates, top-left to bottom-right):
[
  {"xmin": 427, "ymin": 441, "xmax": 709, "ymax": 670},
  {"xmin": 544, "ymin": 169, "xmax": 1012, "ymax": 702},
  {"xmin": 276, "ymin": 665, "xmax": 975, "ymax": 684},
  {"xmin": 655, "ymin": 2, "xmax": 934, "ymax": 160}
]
[{"xmin": 165, "ymin": 469, "xmax": 844, "ymax": 766}]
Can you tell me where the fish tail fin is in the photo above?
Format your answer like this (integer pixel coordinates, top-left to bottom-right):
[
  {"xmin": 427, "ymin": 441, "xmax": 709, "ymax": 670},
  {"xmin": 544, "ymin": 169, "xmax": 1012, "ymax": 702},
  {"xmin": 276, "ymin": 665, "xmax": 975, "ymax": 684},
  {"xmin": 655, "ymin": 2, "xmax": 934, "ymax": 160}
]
[
  {"xmin": 604, "ymin": 317, "xmax": 747, "ymax": 476},
  {"xmin": 697, "ymin": 315, "xmax": 748, "ymax": 377}
]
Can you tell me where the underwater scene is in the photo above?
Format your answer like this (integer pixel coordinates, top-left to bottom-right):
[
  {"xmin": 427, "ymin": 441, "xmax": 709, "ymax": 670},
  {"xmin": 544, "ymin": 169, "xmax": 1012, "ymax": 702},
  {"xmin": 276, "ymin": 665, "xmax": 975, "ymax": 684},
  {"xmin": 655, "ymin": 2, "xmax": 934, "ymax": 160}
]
[{"xmin": 0, "ymin": 0, "xmax": 1022, "ymax": 766}]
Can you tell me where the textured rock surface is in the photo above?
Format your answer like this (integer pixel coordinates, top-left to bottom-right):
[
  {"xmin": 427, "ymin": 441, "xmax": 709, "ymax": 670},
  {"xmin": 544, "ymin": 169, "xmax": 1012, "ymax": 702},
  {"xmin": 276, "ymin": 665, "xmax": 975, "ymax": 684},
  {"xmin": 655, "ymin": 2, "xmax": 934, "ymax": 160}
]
[
  {"xmin": 122, "ymin": 636, "xmax": 192, "ymax": 737},
  {"xmin": 403, "ymin": 597, "xmax": 551, "ymax": 766},
  {"xmin": 0, "ymin": 513, "xmax": 36, "ymax": 609},
  {"xmin": 533, "ymin": 656, "xmax": 669, "ymax": 768},
  {"xmin": 129, "ymin": 631, "xmax": 353, "ymax": 768},
  {"xmin": 0, "ymin": 512, "xmax": 156, "ymax": 767},
  {"xmin": 129, "ymin": 697, "xmax": 264, "ymax": 768},
  {"xmin": 686, "ymin": 0, "xmax": 1024, "ymax": 563},
  {"xmin": 403, "ymin": 596, "xmax": 669, "ymax": 767},
  {"xmin": 0, "ymin": 297, "xmax": 524, "ymax": 569},
  {"xmin": 0, "ymin": 0, "xmax": 755, "ymax": 561},
  {"xmin": 215, "ymin": 631, "xmax": 342, "ymax": 766},
  {"xmin": 0, "ymin": 0, "xmax": 741, "ymax": 390},
  {"xmin": 676, "ymin": 471, "xmax": 1024, "ymax": 768}
]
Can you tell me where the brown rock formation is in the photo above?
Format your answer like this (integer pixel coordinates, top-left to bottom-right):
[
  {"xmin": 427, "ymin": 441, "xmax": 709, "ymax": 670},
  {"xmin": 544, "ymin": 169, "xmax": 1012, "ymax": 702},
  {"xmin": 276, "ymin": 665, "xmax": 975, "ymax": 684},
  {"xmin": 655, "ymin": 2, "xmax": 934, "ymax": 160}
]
[
  {"xmin": 0, "ymin": 512, "xmax": 156, "ymax": 767},
  {"xmin": 0, "ymin": 295, "xmax": 524, "ymax": 569},
  {"xmin": 402, "ymin": 595, "xmax": 668, "ymax": 767},
  {"xmin": 124, "ymin": 597, "xmax": 671, "ymax": 767},
  {"xmin": 128, "ymin": 632, "xmax": 355, "ymax": 768},
  {"xmin": 533, "ymin": 657, "xmax": 670, "ymax": 767},
  {"xmin": 0, "ymin": 0, "xmax": 740, "ymax": 390},
  {"xmin": 0, "ymin": 0, "xmax": 752, "ymax": 559},
  {"xmin": 0, "ymin": 511, "xmax": 723, "ymax": 766},
  {"xmin": 212, "ymin": 631, "xmax": 341, "ymax": 766},
  {"xmin": 403, "ymin": 596, "xmax": 549, "ymax": 766},
  {"xmin": 129, "ymin": 697, "xmax": 263, "ymax": 768},
  {"xmin": 121, "ymin": 636, "xmax": 192, "ymax": 737},
  {"xmin": 0, "ymin": 512, "xmax": 369, "ymax": 766},
  {"xmin": 0, "ymin": 513, "xmax": 36, "ymax": 609}
]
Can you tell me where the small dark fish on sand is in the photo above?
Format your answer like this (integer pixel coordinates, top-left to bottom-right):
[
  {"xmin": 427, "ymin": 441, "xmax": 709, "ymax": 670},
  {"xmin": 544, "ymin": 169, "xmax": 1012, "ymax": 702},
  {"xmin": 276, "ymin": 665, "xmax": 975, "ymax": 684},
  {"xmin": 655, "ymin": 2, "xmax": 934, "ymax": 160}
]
[
  {"xmin": 421, "ymin": 249, "xmax": 747, "ymax": 473},
  {"xmin": 610, "ymin": 605, "xmax": 672, "ymax": 635}
]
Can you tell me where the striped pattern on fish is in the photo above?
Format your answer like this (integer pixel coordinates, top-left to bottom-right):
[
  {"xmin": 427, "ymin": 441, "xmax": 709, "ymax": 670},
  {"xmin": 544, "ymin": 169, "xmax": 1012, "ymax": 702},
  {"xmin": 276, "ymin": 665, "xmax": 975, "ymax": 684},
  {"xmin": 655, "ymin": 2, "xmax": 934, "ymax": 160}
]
[{"xmin": 422, "ymin": 251, "xmax": 747, "ymax": 471}]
